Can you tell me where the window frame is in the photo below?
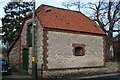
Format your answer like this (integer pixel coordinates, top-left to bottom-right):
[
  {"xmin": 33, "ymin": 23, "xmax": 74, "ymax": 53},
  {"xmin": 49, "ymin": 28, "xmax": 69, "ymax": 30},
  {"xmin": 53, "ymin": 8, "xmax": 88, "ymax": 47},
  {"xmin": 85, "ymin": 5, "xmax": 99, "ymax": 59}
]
[
  {"xmin": 27, "ymin": 24, "xmax": 32, "ymax": 47},
  {"xmin": 72, "ymin": 43, "xmax": 85, "ymax": 56}
]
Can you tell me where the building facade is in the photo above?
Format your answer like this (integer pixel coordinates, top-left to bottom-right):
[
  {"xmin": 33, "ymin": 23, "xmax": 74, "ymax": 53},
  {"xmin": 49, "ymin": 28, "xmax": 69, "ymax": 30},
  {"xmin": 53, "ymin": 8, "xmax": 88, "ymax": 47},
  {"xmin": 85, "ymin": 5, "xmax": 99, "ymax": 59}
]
[{"xmin": 8, "ymin": 4, "xmax": 106, "ymax": 71}]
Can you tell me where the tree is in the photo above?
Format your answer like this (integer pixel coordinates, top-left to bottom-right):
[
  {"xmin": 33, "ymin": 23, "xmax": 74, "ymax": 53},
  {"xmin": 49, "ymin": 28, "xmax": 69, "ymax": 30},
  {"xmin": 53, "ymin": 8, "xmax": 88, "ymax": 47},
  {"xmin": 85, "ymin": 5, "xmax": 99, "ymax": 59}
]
[
  {"xmin": 0, "ymin": 27, "xmax": 2, "ymax": 37},
  {"xmin": 2, "ymin": 2, "xmax": 33, "ymax": 49},
  {"xmin": 62, "ymin": 0, "xmax": 84, "ymax": 11},
  {"xmin": 62, "ymin": 0, "xmax": 120, "ymax": 60}
]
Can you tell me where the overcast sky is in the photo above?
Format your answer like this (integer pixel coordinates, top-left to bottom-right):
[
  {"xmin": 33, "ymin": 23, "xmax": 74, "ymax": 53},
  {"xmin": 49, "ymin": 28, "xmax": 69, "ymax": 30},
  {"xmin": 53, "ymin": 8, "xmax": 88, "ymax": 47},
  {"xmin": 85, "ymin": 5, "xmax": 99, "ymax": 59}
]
[
  {"xmin": 0, "ymin": 0, "xmax": 114, "ymax": 27},
  {"xmin": 0, "ymin": 0, "xmax": 69, "ymax": 47},
  {"xmin": 0, "ymin": 0, "xmax": 68, "ymax": 27},
  {"xmin": 0, "ymin": 0, "xmax": 118, "ymax": 47}
]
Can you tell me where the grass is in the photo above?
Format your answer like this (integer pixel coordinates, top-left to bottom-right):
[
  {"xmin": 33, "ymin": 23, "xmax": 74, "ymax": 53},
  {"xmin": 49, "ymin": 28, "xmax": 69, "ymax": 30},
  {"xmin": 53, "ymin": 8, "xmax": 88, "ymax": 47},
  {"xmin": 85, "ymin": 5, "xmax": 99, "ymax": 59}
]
[
  {"xmin": 12, "ymin": 70, "xmax": 30, "ymax": 76},
  {"xmin": 117, "ymin": 61, "xmax": 120, "ymax": 72},
  {"xmin": 11, "ymin": 67, "xmax": 31, "ymax": 76}
]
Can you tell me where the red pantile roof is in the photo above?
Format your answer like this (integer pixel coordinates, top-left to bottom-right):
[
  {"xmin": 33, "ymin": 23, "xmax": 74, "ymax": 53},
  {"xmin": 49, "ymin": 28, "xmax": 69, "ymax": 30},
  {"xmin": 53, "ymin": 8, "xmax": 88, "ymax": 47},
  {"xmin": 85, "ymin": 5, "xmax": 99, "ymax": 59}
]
[{"xmin": 36, "ymin": 4, "xmax": 105, "ymax": 35}]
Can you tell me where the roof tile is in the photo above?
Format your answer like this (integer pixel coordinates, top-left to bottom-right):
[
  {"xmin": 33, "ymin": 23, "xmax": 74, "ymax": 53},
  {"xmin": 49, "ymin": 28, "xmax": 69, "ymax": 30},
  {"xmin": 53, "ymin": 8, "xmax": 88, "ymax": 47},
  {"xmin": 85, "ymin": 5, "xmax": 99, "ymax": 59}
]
[{"xmin": 36, "ymin": 4, "xmax": 106, "ymax": 35}]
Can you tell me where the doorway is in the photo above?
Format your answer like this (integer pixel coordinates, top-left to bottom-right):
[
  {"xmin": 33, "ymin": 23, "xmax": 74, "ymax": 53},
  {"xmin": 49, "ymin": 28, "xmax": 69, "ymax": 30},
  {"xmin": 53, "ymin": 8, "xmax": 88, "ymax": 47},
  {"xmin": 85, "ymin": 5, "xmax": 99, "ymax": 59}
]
[{"xmin": 23, "ymin": 48, "xmax": 29, "ymax": 71}]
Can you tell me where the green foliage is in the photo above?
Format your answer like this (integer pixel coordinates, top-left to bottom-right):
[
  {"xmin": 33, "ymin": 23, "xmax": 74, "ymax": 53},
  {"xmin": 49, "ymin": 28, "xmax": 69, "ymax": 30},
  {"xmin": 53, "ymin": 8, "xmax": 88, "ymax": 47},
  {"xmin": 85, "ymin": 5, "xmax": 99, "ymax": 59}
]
[
  {"xmin": 2, "ymin": 46, "xmax": 7, "ymax": 54},
  {"xmin": 0, "ymin": 47, "xmax": 7, "ymax": 59},
  {"xmin": 2, "ymin": 2, "xmax": 33, "ymax": 48},
  {"xmin": 2, "ymin": 56, "xmax": 8, "ymax": 61}
]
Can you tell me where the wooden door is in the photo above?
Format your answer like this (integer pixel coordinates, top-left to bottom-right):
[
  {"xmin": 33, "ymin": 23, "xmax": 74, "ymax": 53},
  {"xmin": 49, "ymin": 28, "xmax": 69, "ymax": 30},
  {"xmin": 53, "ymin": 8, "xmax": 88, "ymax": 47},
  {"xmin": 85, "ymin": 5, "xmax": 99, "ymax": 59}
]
[{"xmin": 23, "ymin": 48, "xmax": 29, "ymax": 71}]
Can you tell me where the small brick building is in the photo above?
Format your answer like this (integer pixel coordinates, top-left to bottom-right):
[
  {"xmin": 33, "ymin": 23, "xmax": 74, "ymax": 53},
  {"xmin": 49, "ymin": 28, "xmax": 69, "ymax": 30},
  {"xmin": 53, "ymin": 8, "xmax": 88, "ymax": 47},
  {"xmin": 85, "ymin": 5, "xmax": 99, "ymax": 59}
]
[{"xmin": 8, "ymin": 4, "xmax": 106, "ymax": 71}]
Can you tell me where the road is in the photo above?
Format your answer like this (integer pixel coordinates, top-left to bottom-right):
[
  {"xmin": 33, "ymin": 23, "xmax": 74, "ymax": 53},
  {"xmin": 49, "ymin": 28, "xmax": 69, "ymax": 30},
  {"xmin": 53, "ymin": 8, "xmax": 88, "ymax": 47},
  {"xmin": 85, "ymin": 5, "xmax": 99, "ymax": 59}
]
[
  {"xmin": 84, "ymin": 74, "xmax": 120, "ymax": 80},
  {"xmin": 1, "ymin": 74, "xmax": 120, "ymax": 80}
]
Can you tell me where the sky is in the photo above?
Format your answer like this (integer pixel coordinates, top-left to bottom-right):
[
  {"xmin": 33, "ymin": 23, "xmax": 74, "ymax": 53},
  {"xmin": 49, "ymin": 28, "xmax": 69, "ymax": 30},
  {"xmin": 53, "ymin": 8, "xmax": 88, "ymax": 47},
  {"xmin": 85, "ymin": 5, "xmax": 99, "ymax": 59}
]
[
  {"xmin": 0, "ymin": 0, "xmax": 119, "ymax": 26},
  {"xmin": 0, "ymin": 0, "xmax": 69, "ymax": 47},
  {"xmin": 1, "ymin": 0, "xmax": 118, "ymax": 27},
  {"xmin": 0, "ymin": 0, "xmax": 119, "ymax": 47},
  {"xmin": 0, "ymin": 0, "xmax": 103, "ymax": 27},
  {"xmin": 0, "ymin": 0, "xmax": 65, "ymax": 27}
]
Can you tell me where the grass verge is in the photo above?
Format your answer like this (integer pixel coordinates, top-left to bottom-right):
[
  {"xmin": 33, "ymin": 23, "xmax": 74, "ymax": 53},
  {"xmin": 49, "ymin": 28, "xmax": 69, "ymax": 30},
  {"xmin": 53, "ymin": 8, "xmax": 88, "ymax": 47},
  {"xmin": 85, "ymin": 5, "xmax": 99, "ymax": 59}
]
[{"xmin": 11, "ymin": 67, "xmax": 30, "ymax": 76}]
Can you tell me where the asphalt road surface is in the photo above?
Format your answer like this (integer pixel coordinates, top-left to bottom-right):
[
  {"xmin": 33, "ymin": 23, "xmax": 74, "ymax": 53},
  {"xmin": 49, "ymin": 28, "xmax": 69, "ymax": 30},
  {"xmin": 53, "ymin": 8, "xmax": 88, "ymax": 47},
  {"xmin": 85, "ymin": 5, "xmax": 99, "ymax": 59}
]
[{"xmin": 1, "ymin": 74, "xmax": 120, "ymax": 80}]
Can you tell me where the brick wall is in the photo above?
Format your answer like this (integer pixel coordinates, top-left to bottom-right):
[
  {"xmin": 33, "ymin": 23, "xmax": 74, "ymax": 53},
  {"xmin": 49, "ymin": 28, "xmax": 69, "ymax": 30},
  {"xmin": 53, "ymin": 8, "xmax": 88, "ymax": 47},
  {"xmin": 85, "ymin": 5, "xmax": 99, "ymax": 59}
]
[
  {"xmin": 47, "ymin": 31, "xmax": 105, "ymax": 69},
  {"xmin": 9, "ymin": 38, "xmax": 21, "ymax": 68},
  {"xmin": 9, "ymin": 19, "xmax": 32, "ymax": 68},
  {"xmin": 29, "ymin": 18, "xmax": 44, "ymax": 69},
  {"xmin": 36, "ymin": 18, "xmax": 44, "ymax": 69},
  {"xmin": 21, "ymin": 19, "xmax": 32, "ymax": 46},
  {"xmin": 9, "ymin": 17, "xmax": 105, "ymax": 71}
]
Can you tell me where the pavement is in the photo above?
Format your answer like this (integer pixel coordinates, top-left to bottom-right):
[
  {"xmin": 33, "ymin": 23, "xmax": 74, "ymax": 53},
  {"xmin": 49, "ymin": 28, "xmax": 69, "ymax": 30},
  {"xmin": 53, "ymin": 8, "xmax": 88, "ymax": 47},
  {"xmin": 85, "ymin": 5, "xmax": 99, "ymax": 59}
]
[
  {"xmin": 1, "ymin": 72, "xmax": 120, "ymax": 80},
  {"xmin": 77, "ymin": 72, "xmax": 120, "ymax": 79},
  {"xmin": 75, "ymin": 72, "xmax": 120, "ymax": 80}
]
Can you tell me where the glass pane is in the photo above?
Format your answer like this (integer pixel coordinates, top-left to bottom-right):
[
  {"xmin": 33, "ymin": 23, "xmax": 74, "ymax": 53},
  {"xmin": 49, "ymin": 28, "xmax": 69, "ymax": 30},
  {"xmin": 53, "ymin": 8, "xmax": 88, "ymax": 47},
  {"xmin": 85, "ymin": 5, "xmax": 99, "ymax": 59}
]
[{"xmin": 74, "ymin": 47, "xmax": 84, "ymax": 56}]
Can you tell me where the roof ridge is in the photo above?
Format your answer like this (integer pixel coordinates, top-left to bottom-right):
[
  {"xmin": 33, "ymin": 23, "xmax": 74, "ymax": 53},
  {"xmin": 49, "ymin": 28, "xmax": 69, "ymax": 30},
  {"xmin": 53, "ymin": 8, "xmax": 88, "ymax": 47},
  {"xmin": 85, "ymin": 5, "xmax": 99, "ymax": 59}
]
[
  {"xmin": 38, "ymin": 4, "xmax": 85, "ymax": 14},
  {"xmin": 37, "ymin": 4, "xmax": 101, "ymax": 28}
]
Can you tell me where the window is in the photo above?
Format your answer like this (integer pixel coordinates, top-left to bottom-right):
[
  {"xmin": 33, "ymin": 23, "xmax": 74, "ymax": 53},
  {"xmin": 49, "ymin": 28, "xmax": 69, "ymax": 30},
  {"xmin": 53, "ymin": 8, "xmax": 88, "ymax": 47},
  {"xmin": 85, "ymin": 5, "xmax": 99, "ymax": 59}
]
[
  {"xmin": 72, "ymin": 44, "xmax": 85, "ymax": 56},
  {"xmin": 27, "ymin": 24, "xmax": 32, "ymax": 47}
]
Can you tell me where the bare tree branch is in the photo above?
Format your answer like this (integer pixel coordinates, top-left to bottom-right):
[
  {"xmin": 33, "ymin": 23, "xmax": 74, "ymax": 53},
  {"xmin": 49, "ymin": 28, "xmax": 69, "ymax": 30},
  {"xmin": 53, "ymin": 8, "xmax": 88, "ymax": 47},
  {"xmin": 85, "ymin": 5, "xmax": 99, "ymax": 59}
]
[
  {"xmin": 114, "ymin": 17, "xmax": 120, "ymax": 22},
  {"xmin": 112, "ymin": 1, "xmax": 120, "ymax": 19},
  {"xmin": 108, "ymin": 1, "xmax": 113, "ymax": 23},
  {"xmin": 112, "ymin": 30, "xmax": 120, "ymax": 32},
  {"xmin": 104, "ymin": 22, "xmax": 109, "ymax": 26},
  {"xmin": 62, "ymin": 0, "xmax": 120, "ymax": 60},
  {"xmin": 88, "ymin": 6, "xmax": 96, "ymax": 11},
  {"xmin": 62, "ymin": 2, "xmax": 71, "ymax": 10}
]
